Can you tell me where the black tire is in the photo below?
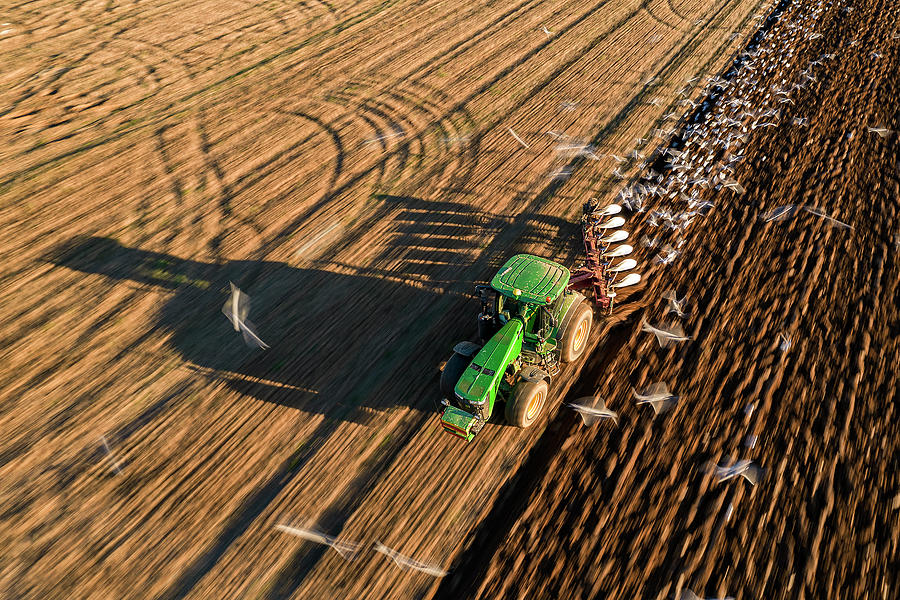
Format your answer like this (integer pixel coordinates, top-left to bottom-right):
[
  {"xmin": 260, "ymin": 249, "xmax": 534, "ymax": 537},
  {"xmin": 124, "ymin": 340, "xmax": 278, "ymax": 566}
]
[
  {"xmin": 440, "ymin": 352, "xmax": 471, "ymax": 401},
  {"xmin": 505, "ymin": 379, "xmax": 549, "ymax": 428},
  {"xmin": 558, "ymin": 301, "xmax": 592, "ymax": 363}
]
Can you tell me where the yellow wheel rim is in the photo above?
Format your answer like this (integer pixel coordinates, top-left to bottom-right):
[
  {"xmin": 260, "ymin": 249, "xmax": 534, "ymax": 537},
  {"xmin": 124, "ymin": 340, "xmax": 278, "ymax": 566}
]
[
  {"xmin": 526, "ymin": 390, "xmax": 545, "ymax": 420},
  {"xmin": 573, "ymin": 317, "xmax": 588, "ymax": 352}
]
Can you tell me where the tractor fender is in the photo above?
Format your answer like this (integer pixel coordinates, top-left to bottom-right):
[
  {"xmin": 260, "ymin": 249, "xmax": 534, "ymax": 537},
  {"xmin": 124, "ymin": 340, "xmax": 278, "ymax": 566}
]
[
  {"xmin": 520, "ymin": 366, "xmax": 551, "ymax": 385},
  {"xmin": 554, "ymin": 291, "xmax": 588, "ymax": 340},
  {"xmin": 452, "ymin": 341, "xmax": 482, "ymax": 357}
]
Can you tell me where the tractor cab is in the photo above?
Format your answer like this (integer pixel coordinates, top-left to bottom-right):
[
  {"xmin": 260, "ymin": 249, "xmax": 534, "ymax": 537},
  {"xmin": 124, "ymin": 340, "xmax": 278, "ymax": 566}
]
[{"xmin": 476, "ymin": 255, "xmax": 570, "ymax": 346}]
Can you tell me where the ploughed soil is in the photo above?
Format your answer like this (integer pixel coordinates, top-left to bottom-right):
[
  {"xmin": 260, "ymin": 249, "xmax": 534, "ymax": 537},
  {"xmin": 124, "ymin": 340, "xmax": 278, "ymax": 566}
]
[{"xmin": 0, "ymin": 0, "xmax": 896, "ymax": 598}]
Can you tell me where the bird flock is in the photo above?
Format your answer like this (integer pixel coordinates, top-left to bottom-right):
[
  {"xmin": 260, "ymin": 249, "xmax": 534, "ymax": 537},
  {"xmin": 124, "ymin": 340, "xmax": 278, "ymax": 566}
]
[
  {"xmin": 553, "ymin": 1, "xmax": 896, "ymax": 595},
  {"xmin": 562, "ymin": 0, "xmax": 877, "ymax": 461}
]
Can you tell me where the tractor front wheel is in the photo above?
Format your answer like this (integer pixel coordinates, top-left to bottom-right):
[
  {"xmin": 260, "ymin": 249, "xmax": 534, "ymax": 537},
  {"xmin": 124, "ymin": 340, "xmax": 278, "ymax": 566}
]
[
  {"xmin": 559, "ymin": 301, "xmax": 593, "ymax": 363},
  {"xmin": 440, "ymin": 352, "xmax": 471, "ymax": 402},
  {"xmin": 505, "ymin": 379, "xmax": 549, "ymax": 428}
]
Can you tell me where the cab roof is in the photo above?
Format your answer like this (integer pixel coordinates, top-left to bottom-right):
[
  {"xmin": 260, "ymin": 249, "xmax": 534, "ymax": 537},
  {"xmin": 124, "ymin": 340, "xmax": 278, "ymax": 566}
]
[{"xmin": 490, "ymin": 254, "xmax": 570, "ymax": 304}]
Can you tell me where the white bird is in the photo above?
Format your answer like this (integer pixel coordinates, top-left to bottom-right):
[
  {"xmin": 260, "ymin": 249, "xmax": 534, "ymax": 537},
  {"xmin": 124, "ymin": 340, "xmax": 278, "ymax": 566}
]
[
  {"xmin": 610, "ymin": 154, "xmax": 627, "ymax": 163},
  {"xmin": 362, "ymin": 129, "xmax": 404, "ymax": 145},
  {"xmin": 565, "ymin": 397, "xmax": 618, "ymax": 425},
  {"xmin": 373, "ymin": 542, "xmax": 449, "ymax": 577},
  {"xmin": 541, "ymin": 26, "xmax": 554, "ymax": 37},
  {"xmin": 632, "ymin": 382, "xmax": 678, "ymax": 414},
  {"xmin": 653, "ymin": 244, "xmax": 679, "ymax": 265},
  {"xmin": 641, "ymin": 319, "xmax": 689, "ymax": 347},
  {"xmin": 639, "ymin": 235, "xmax": 659, "ymax": 248},
  {"xmin": 662, "ymin": 290, "xmax": 689, "ymax": 318},
  {"xmin": 275, "ymin": 525, "xmax": 362, "ymax": 560},
  {"xmin": 99, "ymin": 435, "xmax": 123, "ymax": 475},
  {"xmin": 721, "ymin": 178, "xmax": 745, "ymax": 194},
  {"xmin": 507, "ymin": 127, "xmax": 530, "ymax": 149},
  {"xmin": 779, "ymin": 332, "xmax": 791, "ymax": 352},
  {"xmin": 710, "ymin": 459, "xmax": 763, "ymax": 485},
  {"xmin": 222, "ymin": 282, "xmax": 270, "ymax": 349},
  {"xmin": 867, "ymin": 126, "xmax": 894, "ymax": 138}
]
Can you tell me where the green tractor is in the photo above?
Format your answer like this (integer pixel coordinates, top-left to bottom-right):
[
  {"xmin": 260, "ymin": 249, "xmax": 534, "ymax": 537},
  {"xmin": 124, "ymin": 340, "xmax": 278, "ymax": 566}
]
[{"xmin": 439, "ymin": 254, "xmax": 594, "ymax": 441}]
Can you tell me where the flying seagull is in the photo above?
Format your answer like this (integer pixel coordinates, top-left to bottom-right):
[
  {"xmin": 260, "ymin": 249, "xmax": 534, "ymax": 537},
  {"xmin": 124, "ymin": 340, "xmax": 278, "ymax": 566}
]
[
  {"xmin": 632, "ymin": 382, "xmax": 678, "ymax": 414},
  {"xmin": 721, "ymin": 178, "xmax": 745, "ymax": 194},
  {"xmin": 99, "ymin": 435, "xmax": 123, "ymax": 475},
  {"xmin": 362, "ymin": 129, "xmax": 404, "ymax": 145},
  {"xmin": 373, "ymin": 542, "xmax": 449, "ymax": 577},
  {"xmin": 653, "ymin": 244, "xmax": 679, "ymax": 265},
  {"xmin": 507, "ymin": 127, "xmax": 530, "ymax": 149},
  {"xmin": 275, "ymin": 525, "xmax": 362, "ymax": 560},
  {"xmin": 565, "ymin": 397, "xmax": 618, "ymax": 425},
  {"xmin": 867, "ymin": 127, "xmax": 893, "ymax": 138},
  {"xmin": 662, "ymin": 290, "xmax": 689, "ymax": 318},
  {"xmin": 542, "ymin": 26, "xmax": 554, "ymax": 37},
  {"xmin": 710, "ymin": 459, "xmax": 763, "ymax": 485},
  {"xmin": 641, "ymin": 319, "xmax": 689, "ymax": 347},
  {"xmin": 779, "ymin": 332, "xmax": 791, "ymax": 352},
  {"xmin": 222, "ymin": 282, "xmax": 270, "ymax": 349}
]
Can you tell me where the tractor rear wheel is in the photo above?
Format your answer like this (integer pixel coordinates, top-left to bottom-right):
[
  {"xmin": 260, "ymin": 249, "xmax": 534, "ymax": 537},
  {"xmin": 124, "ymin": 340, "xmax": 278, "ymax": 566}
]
[
  {"xmin": 440, "ymin": 352, "xmax": 471, "ymax": 401},
  {"xmin": 505, "ymin": 379, "xmax": 549, "ymax": 428},
  {"xmin": 558, "ymin": 301, "xmax": 592, "ymax": 363}
]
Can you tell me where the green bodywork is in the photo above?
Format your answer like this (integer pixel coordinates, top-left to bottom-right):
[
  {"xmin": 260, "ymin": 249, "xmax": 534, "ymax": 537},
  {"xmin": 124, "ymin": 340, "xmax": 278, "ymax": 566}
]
[
  {"xmin": 440, "ymin": 255, "xmax": 584, "ymax": 440},
  {"xmin": 490, "ymin": 254, "xmax": 570, "ymax": 305},
  {"xmin": 454, "ymin": 319, "xmax": 524, "ymax": 417}
]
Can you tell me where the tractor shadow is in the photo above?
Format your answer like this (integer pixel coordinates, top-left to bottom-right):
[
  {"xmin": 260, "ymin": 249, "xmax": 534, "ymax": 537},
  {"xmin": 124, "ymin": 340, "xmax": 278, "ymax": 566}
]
[
  {"xmin": 43, "ymin": 196, "xmax": 579, "ymax": 425},
  {"xmin": 43, "ymin": 235, "xmax": 447, "ymax": 423}
]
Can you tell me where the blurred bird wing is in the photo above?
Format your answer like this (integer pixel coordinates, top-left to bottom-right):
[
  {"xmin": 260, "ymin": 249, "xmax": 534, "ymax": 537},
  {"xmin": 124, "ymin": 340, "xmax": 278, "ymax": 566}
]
[
  {"xmin": 802, "ymin": 205, "xmax": 828, "ymax": 217},
  {"xmin": 662, "ymin": 289, "xmax": 679, "ymax": 302},
  {"xmin": 763, "ymin": 204, "xmax": 796, "ymax": 222},
  {"xmin": 222, "ymin": 282, "xmax": 251, "ymax": 330},
  {"xmin": 275, "ymin": 525, "xmax": 330, "ymax": 545},
  {"xmin": 578, "ymin": 412, "xmax": 599, "ymax": 426},
  {"xmin": 662, "ymin": 322, "xmax": 686, "ymax": 338},
  {"xmin": 239, "ymin": 319, "xmax": 270, "ymax": 349},
  {"xmin": 330, "ymin": 539, "xmax": 363, "ymax": 560},
  {"xmin": 374, "ymin": 542, "xmax": 448, "ymax": 576},
  {"xmin": 652, "ymin": 397, "xmax": 676, "ymax": 414},
  {"xmin": 644, "ymin": 382, "xmax": 671, "ymax": 398},
  {"xmin": 742, "ymin": 464, "xmax": 763, "ymax": 485}
]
